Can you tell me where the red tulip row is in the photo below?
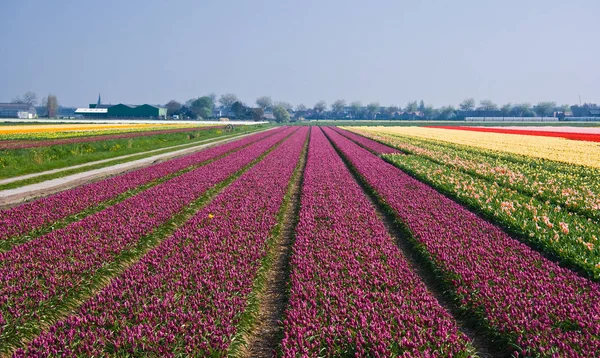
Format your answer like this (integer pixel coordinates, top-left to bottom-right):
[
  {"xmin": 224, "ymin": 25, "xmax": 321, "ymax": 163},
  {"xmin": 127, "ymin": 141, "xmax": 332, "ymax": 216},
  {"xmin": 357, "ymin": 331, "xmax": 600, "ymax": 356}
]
[
  {"xmin": 14, "ymin": 128, "xmax": 309, "ymax": 357},
  {"xmin": 0, "ymin": 127, "xmax": 296, "ymax": 352},
  {"xmin": 0, "ymin": 128, "xmax": 281, "ymax": 245},
  {"xmin": 325, "ymin": 127, "xmax": 600, "ymax": 357},
  {"xmin": 428, "ymin": 125, "xmax": 600, "ymax": 143},
  {"xmin": 281, "ymin": 127, "xmax": 473, "ymax": 357}
]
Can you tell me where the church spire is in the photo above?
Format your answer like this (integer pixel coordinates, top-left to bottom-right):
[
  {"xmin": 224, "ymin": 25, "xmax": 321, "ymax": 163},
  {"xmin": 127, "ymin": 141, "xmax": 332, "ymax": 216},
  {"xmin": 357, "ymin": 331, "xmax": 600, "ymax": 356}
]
[{"xmin": 97, "ymin": 93, "xmax": 102, "ymax": 105}]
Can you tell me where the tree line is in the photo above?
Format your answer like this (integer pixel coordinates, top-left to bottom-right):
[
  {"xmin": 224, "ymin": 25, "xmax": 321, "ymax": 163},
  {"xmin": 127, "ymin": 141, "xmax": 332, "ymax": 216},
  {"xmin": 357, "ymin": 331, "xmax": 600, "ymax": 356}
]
[
  {"xmin": 6, "ymin": 90, "xmax": 596, "ymax": 121},
  {"xmin": 165, "ymin": 95, "xmax": 593, "ymax": 122},
  {"xmin": 9, "ymin": 91, "xmax": 59, "ymax": 117}
]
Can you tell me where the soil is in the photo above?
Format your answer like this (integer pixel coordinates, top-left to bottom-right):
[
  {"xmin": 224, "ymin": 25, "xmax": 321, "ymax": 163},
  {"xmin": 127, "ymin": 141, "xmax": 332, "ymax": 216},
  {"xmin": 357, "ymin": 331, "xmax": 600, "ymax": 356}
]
[{"xmin": 242, "ymin": 134, "xmax": 309, "ymax": 358}]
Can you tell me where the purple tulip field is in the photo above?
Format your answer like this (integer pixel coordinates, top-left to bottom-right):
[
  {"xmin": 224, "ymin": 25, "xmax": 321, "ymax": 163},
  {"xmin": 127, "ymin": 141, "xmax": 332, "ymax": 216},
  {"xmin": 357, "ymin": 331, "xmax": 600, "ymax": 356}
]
[
  {"xmin": 281, "ymin": 128, "xmax": 473, "ymax": 357},
  {"xmin": 0, "ymin": 124, "xmax": 598, "ymax": 357},
  {"xmin": 324, "ymin": 127, "xmax": 600, "ymax": 357},
  {"xmin": 0, "ymin": 128, "xmax": 281, "ymax": 249}
]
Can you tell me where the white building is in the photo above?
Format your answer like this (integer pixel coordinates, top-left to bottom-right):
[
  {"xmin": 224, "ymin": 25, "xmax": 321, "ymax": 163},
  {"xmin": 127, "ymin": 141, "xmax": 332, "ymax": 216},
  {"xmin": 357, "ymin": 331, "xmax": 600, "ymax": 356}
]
[{"xmin": 0, "ymin": 103, "xmax": 37, "ymax": 119}]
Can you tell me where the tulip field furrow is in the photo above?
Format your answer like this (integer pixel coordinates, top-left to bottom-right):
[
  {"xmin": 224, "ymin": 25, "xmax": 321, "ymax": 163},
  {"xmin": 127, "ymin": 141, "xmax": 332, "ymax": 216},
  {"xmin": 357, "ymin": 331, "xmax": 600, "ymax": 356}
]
[
  {"xmin": 281, "ymin": 127, "xmax": 473, "ymax": 357},
  {"xmin": 15, "ymin": 128, "xmax": 309, "ymax": 357},
  {"xmin": 324, "ymin": 127, "xmax": 600, "ymax": 357},
  {"xmin": 0, "ymin": 127, "xmax": 295, "ymax": 351},
  {"xmin": 381, "ymin": 155, "xmax": 600, "ymax": 280},
  {"xmin": 344, "ymin": 128, "xmax": 600, "ymax": 279},
  {"xmin": 0, "ymin": 128, "xmax": 280, "ymax": 248},
  {"xmin": 346, "ymin": 128, "xmax": 600, "ymax": 278}
]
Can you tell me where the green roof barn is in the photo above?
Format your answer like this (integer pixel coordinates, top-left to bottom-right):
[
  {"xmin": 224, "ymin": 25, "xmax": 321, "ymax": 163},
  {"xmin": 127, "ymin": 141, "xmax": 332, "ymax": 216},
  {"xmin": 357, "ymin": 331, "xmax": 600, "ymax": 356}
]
[
  {"xmin": 76, "ymin": 103, "xmax": 167, "ymax": 119},
  {"xmin": 106, "ymin": 104, "xmax": 167, "ymax": 118}
]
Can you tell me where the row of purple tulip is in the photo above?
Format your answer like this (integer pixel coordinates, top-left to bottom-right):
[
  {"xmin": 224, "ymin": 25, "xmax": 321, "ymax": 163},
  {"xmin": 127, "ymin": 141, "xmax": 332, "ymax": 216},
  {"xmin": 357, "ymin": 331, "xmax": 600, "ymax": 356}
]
[
  {"xmin": 325, "ymin": 127, "xmax": 600, "ymax": 357},
  {"xmin": 0, "ymin": 127, "xmax": 296, "ymax": 352},
  {"xmin": 330, "ymin": 126, "xmax": 402, "ymax": 155},
  {"xmin": 0, "ymin": 128, "xmax": 280, "ymax": 245},
  {"xmin": 281, "ymin": 127, "xmax": 473, "ymax": 357},
  {"xmin": 14, "ymin": 128, "xmax": 309, "ymax": 356}
]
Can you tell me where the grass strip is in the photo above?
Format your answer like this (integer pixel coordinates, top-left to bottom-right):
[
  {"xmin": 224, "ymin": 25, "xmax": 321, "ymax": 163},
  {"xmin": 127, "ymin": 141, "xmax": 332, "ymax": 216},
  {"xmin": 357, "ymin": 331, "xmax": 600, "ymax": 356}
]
[
  {"xmin": 0, "ymin": 128, "xmax": 264, "ymax": 191},
  {"xmin": 0, "ymin": 124, "xmax": 269, "ymax": 179}
]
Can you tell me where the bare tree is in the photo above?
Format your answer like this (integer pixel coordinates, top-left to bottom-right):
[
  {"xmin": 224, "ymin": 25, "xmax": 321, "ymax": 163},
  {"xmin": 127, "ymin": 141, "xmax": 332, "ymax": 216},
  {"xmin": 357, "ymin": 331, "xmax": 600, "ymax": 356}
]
[
  {"xmin": 256, "ymin": 96, "xmax": 272, "ymax": 110},
  {"xmin": 275, "ymin": 101, "xmax": 293, "ymax": 111},
  {"xmin": 459, "ymin": 98, "xmax": 476, "ymax": 111},
  {"xmin": 23, "ymin": 92, "xmax": 38, "ymax": 106},
  {"xmin": 295, "ymin": 104, "xmax": 307, "ymax": 119},
  {"xmin": 331, "ymin": 99, "xmax": 346, "ymax": 118},
  {"xmin": 11, "ymin": 91, "xmax": 37, "ymax": 106},
  {"xmin": 295, "ymin": 103, "xmax": 307, "ymax": 113},
  {"xmin": 45, "ymin": 94, "xmax": 59, "ymax": 118},
  {"xmin": 314, "ymin": 101, "xmax": 327, "ymax": 118},
  {"xmin": 478, "ymin": 99, "xmax": 499, "ymax": 111},
  {"xmin": 219, "ymin": 93, "xmax": 238, "ymax": 113}
]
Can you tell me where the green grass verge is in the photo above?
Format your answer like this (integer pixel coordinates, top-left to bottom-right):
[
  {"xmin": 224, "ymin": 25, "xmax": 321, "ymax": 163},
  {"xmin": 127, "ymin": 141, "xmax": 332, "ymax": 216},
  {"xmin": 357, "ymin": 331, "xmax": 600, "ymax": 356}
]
[
  {"xmin": 0, "ymin": 124, "xmax": 270, "ymax": 179},
  {"xmin": 0, "ymin": 128, "xmax": 266, "ymax": 191}
]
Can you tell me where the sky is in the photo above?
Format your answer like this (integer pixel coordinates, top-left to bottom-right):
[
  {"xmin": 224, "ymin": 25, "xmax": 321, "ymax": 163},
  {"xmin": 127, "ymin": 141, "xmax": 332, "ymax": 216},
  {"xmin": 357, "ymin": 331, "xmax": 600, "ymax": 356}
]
[{"xmin": 0, "ymin": 0, "xmax": 598, "ymax": 108}]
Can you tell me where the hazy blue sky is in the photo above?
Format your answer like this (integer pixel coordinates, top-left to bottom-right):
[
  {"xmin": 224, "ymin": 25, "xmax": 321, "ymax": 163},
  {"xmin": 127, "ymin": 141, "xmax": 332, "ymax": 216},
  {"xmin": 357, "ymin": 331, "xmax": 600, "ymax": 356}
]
[{"xmin": 1, "ymin": 0, "xmax": 598, "ymax": 108}]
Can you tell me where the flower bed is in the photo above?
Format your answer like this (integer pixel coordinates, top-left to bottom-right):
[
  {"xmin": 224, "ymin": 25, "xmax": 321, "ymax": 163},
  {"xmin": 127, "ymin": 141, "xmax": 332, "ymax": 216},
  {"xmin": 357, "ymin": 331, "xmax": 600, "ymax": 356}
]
[{"xmin": 324, "ymin": 127, "xmax": 600, "ymax": 357}]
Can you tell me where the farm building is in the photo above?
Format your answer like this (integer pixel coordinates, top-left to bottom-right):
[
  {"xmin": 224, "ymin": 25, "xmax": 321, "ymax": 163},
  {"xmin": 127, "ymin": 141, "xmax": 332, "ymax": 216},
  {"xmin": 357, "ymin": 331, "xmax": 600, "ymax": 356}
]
[
  {"xmin": 74, "ymin": 108, "xmax": 109, "ymax": 118},
  {"xmin": 75, "ymin": 103, "xmax": 167, "ymax": 119},
  {"xmin": 105, "ymin": 104, "xmax": 167, "ymax": 119},
  {"xmin": 0, "ymin": 103, "xmax": 37, "ymax": 119}
]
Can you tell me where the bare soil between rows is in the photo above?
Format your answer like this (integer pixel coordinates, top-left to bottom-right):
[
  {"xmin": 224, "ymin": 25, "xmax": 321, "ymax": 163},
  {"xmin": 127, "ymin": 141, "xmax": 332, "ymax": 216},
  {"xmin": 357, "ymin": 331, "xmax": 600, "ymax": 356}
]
[{"xmin": 241, "ymin": 134, "xmax": 309, "ymax": 357}]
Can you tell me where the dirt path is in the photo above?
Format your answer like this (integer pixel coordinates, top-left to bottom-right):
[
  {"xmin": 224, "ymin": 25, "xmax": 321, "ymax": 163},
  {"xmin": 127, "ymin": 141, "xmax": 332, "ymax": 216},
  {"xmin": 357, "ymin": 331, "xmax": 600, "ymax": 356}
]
[
  {"xmin": 0, "ymin": 128, "xmax": 273, "ymax": 208},
  {"xmin": 241, "ymin": 132, "xmax": 309, "ymax": 358},
  {"xmin": 0, "ymin": 131, "xmax": 251, "ymax": 186}
]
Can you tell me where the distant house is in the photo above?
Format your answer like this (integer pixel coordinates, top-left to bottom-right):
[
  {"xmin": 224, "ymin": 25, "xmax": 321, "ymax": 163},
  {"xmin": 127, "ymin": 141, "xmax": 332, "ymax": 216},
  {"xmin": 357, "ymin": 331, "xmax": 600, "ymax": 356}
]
[
  {"xmin": 569, "ymin": 105, "xmax": 600, "ymax": 118},
  {"xmin": 263, "ymin": 108, "xmax": 275, "ymax": 120},
  {"xmin": 0, "ymin": 103, "xmax": 37, "ymax": 119},
  {"xmin": 213, "ymin": 106, "xmax": 234, "ymax": 118}
]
